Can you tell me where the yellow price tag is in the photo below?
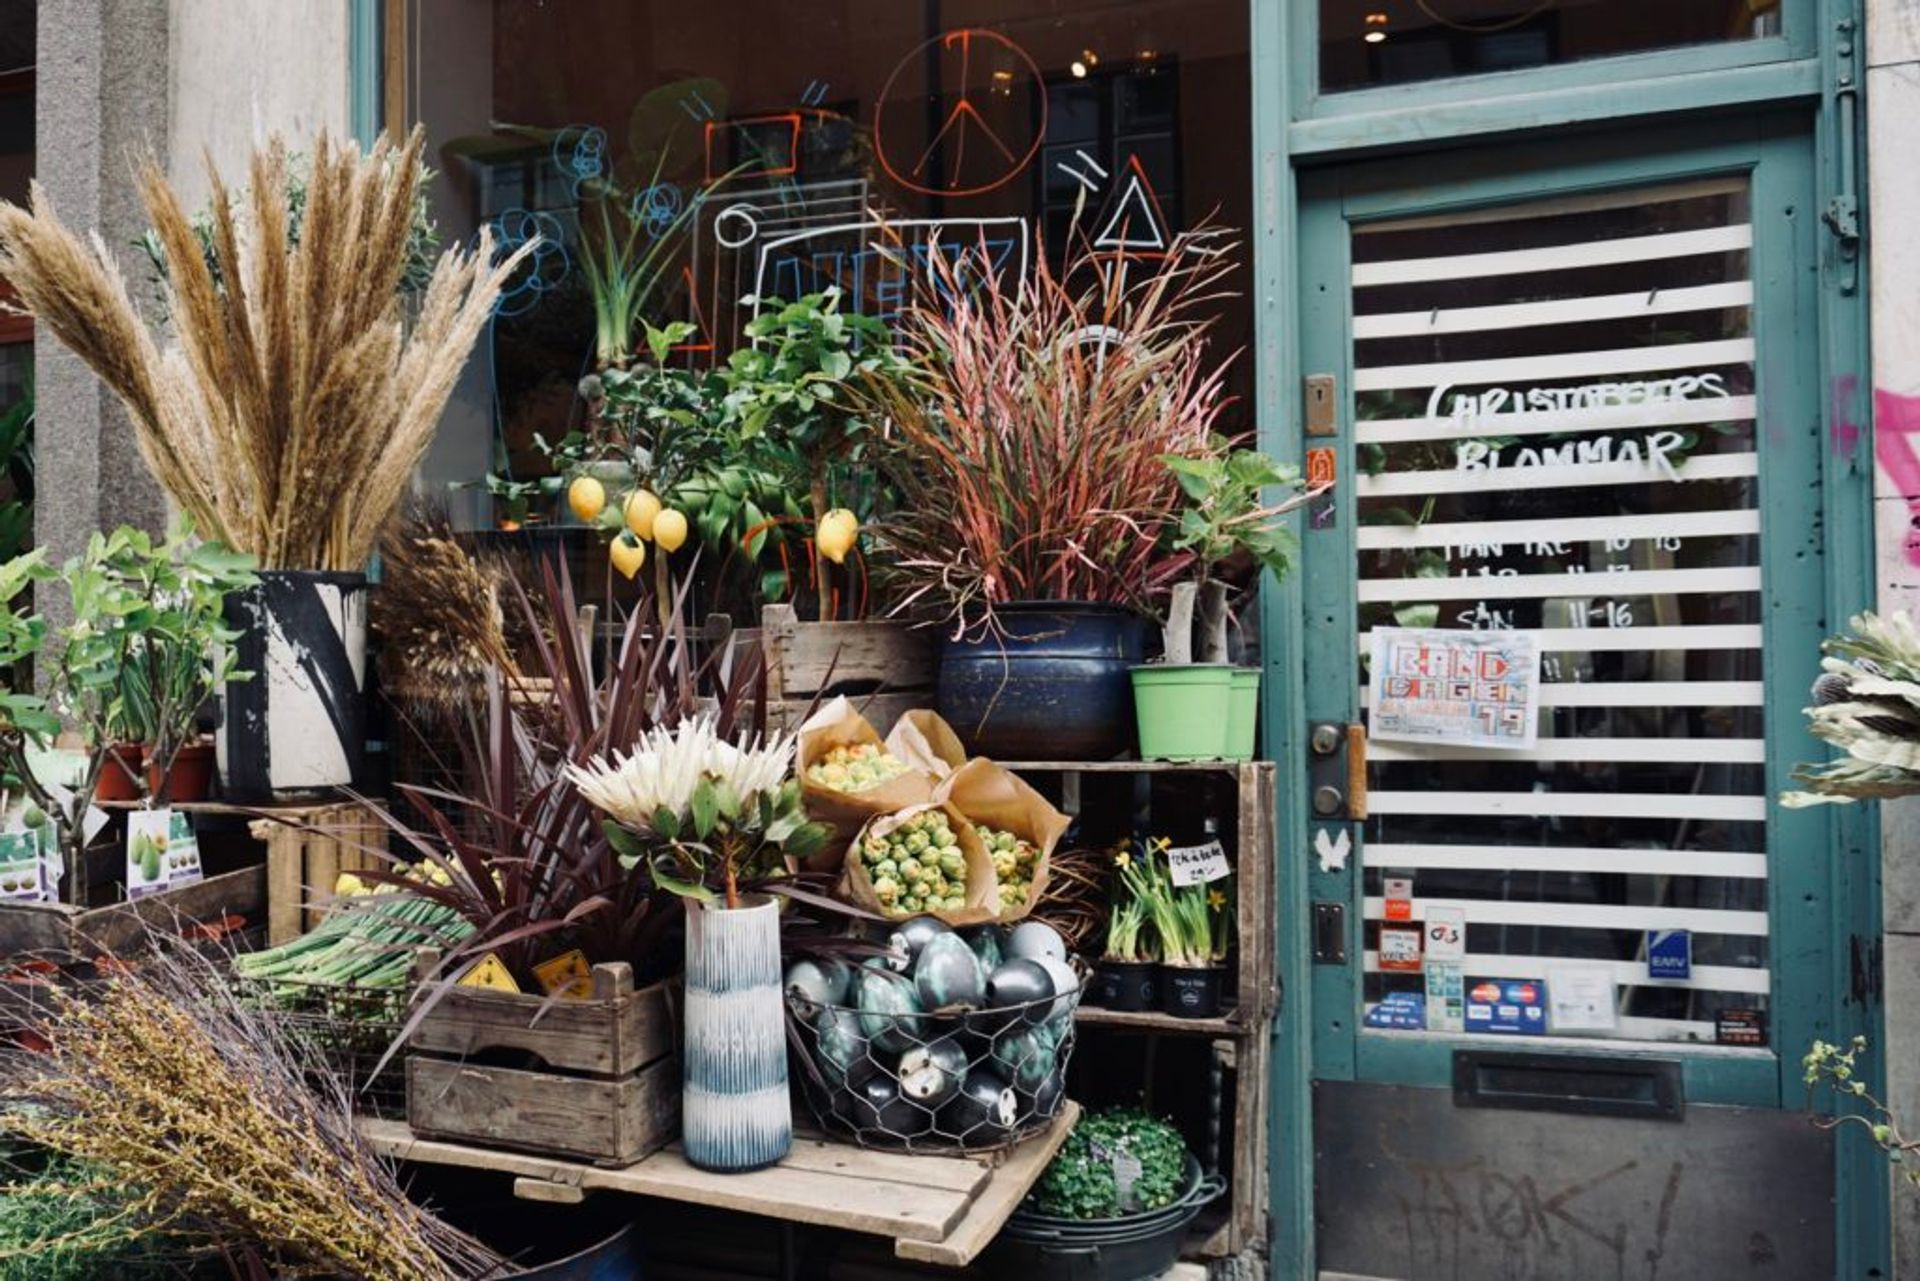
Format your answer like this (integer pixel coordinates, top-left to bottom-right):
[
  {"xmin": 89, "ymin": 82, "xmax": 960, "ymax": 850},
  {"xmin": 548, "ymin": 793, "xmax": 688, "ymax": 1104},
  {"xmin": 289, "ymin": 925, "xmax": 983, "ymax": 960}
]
[
  {"xmin": 457, "ymin": 953, "xmax": 521, "ymax": 994},
  {"xmin": 533, "ymin": 949, "xmax": 593, "ymax": 1000}
]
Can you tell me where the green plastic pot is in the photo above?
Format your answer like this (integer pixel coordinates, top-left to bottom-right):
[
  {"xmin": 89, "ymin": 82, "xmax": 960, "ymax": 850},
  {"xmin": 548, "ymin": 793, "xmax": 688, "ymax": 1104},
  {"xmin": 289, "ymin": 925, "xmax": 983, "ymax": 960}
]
[
  {"xmin": 1227, "ymin": 667, "xmax": 1260, "ymax": 761},
  {"xmin": 1130, "ymin": 665, "xmax": 1233, "ymax": 761}
]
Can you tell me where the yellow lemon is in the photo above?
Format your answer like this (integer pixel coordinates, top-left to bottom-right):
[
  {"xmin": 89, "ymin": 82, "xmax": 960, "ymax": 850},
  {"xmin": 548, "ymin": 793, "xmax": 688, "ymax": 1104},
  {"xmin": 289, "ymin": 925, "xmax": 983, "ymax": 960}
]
[
  {"xmin": 623, "ymin": 488, "xmax": 663, "ymax": 540},
  {"xmin": 610, "ymin": 533, "xmax": 647, "ymax": 579},
  {"xmin": 817, "ymin": 508, "xmax": 859, "ymax": 564},
  {"xmin": 567, "ymin": 475, "xmax": 606, "ymax": 522},
  {"xmin": 653, "ymin": 508, "xmax": 689, "ymax": 553}
]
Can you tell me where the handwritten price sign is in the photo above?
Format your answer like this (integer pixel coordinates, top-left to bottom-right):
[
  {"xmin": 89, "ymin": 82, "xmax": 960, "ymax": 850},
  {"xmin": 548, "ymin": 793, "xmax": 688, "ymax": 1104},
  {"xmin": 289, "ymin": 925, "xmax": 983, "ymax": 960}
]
[{"xmin": 1166, "ymin": 840, "xmax": 1231, "ymax": 887}]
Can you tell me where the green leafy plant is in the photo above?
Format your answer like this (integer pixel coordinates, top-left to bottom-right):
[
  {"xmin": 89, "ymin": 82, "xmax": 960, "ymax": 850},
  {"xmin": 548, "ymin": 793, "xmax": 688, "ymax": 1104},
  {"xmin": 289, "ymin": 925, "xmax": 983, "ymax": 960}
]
[
  {"xmin": 454, "ymin": 472, "xmax": 547, "ymax": 528},
  {"xmin": 1102, "ymin": 897, "xmax": 1153, "ymax": 963},
  {"xmin": 720, "ymin": 289, "xmax": 905, "ymax": 617},
  {"xmin": 0, "ymin": 524, "xmax": 254, "ymax": 903},
  {"xmin": 0, "ymin": 386, "xmax": 33, "ymax": 564},
  {"xmin": 1112, "ymin": 837, "xmax": 1224, "ymax": 968},
  {"xmin": 576, "ymin": 156, "xmax": 700, "ymax": 370},
  {"xmin": 1158, "ymin": 441, "xmax": 1313, "ymax": 663},
  {"xmin": 1029, "ymin": 1107, "xmax": 1190, "ymax": 1220},
  {"xmin": 1804, "ymin": 1036, "xmax": 1919, "ymax": 1181}
]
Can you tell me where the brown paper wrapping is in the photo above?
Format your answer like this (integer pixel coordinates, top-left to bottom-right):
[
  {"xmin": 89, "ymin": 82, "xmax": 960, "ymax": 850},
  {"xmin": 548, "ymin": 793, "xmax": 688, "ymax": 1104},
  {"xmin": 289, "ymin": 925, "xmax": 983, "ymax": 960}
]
[
  {"xmin": 840, "ymin": 800, "xmax": 1000, "ymax": 926},
  {"xmin": 797, "ymin": 696, "xmax": 934, "ymax": 872},
  {"xmin": 934, "ymin": 757, "xmax": 1071, "ymax": 923},
  {"xmin": 884, "ymin": 709, "xmax": 968, "ymax": 781}
]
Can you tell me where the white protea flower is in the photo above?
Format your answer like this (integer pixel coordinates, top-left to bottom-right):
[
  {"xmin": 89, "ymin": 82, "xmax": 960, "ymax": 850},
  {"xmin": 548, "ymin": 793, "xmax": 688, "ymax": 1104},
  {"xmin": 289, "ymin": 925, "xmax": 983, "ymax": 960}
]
[{"xmin": 568, "ymin": 714, "xmax": 797, "ymax": 832}]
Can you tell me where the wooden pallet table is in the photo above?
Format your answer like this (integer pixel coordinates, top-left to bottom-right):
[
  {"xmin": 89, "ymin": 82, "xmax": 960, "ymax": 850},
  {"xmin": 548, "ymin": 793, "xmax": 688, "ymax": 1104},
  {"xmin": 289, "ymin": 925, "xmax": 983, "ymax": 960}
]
[{"xmin": 359, "ymin": 1102, "xmax": 1077, "ymax": 1270}]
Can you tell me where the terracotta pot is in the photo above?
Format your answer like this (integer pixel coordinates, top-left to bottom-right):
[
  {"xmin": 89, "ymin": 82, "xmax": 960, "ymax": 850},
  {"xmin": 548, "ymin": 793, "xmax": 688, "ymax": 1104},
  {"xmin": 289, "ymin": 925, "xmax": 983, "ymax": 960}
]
[
  {"xmin": 95, "ymin": 743, "xmax": 146, "ymax": 802},
  {"xmin": 149, "ymin": 740, "xmax": 215, "ymax": 803}
]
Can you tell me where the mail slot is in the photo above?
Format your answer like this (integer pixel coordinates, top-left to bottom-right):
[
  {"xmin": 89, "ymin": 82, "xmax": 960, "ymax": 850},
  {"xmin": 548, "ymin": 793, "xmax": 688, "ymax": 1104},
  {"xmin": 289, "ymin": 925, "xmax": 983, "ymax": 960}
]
[{"xmin": 1453, "ymin": 1050, "xmax": 1684, "ymax": 1122}]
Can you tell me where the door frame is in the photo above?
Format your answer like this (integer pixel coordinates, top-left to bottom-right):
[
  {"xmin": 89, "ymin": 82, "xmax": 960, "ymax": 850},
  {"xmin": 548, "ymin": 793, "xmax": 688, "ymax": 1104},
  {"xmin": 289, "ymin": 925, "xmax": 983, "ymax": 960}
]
[{"xmin": 1253, "ymin": 6, "xmax": 1882, "ymax": 1279}]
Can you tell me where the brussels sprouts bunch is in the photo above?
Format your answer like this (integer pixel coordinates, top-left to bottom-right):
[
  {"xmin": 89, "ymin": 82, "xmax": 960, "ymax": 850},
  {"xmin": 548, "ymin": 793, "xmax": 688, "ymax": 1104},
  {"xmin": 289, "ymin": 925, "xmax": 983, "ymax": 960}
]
[
  {"xmin": 863, "ymin": 811, "xmax": 967, "ymax": 916},
  {"xmin": 808, "ymin": 743, "xmax": 910, "ymax": 793}
]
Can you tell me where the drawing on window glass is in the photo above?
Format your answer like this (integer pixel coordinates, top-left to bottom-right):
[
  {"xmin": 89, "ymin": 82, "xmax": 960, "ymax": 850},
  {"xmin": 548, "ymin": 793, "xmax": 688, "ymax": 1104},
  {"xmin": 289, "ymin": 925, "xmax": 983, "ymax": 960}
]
[{"xmin": 873, "ymin": 28, "xmax": 1048, "ymax": 198}]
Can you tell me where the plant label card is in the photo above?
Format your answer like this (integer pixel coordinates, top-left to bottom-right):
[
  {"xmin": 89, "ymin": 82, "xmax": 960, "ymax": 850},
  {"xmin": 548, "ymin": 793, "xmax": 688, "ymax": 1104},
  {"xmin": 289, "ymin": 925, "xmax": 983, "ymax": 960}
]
[
  {"xmin": 126, "ymin": 808, "xmax": 172, "ymax": 900},
  {"xmin": 1546, "ymin": 964, "xmax": 1618, "ymax": 1033},
  {"xmin": 1166, "ymin": 839, "xmax": 1230, "ymax": 886},
  {"xmin": 1368, "ymin": 627, "xmax": 1540, "ymax": 750},
  {"xmin": 1424, "ymin": 906, "xmax": 1466, "ymax": 961},
  {"xmin": 167, "ymin": 811, "xmax": 203, "ymax": 891},
  {"xmin": 0, "ymin": 829, "xmax": 46, "ymax": 902}
]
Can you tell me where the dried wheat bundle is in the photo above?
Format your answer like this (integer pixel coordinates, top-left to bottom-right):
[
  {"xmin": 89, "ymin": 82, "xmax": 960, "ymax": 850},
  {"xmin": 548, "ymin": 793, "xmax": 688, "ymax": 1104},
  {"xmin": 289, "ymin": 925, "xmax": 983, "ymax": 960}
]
[
  {"xmin": 0, "ymin": 128, "xmax": 533, "ymax": 571},
  {"xmin": 374, "ymin": 502, "xmax": 519, "ymax": 709},
  {"xmin": 0, "ymin": 943, "xmax": 504, "ymax": 1279}
]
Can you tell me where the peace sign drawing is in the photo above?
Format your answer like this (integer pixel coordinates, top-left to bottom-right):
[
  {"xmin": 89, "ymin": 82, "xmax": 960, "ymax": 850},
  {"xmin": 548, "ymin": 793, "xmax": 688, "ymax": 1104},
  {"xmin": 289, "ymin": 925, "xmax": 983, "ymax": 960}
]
[{"xmin": 874, "ymin": 28, "xmax": 1047, "ymax": 199}]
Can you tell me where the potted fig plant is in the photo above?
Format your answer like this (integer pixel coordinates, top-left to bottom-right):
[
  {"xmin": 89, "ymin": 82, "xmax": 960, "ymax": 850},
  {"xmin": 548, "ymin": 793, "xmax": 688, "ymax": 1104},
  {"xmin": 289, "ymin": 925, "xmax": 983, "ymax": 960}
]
[
  {"xmin": 870, "ymin": 231, "xmax": 1238, "ymax": 760},
  {"xmin": 1135, "ymin": 442, "xmax": 1315, "ymax": 761},
  {"xmin": 571, "ymin": 716, "xmax": 831, "ymax": 1173}
]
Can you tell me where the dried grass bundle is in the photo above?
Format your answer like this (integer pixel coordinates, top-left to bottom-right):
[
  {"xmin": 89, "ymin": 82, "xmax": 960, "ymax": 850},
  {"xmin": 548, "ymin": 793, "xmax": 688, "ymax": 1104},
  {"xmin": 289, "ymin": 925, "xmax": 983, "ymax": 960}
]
[
  {"xmin": 0, "ymin": 943, "xmax": 504, "ymax": 1279},
  {"xmin": 373, "ymin": 502, "xmax": 518, "ymax": 710},
  {"xmin": 0, "ymin": 129, "xmax": 533, "ymax": 571}
]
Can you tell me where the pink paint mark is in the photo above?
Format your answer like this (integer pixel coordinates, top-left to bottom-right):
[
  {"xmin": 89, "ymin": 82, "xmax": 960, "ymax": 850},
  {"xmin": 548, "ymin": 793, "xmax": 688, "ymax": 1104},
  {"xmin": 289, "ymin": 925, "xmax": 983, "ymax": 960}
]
[
  {"xmin": 1832, "ymin": 374, "xmax": 1861, "ymax": 459},
  {"xmin": 1875, "ymin": 387, "xmax": 1920, "ymax": 566}
]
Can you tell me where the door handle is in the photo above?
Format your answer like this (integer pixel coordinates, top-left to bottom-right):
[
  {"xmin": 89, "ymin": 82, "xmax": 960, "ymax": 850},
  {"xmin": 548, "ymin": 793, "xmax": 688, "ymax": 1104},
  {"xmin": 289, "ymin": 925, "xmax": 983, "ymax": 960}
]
[{"xmin": 1307, "ymin": 721, "xmax": 1367, "ymax": 821}]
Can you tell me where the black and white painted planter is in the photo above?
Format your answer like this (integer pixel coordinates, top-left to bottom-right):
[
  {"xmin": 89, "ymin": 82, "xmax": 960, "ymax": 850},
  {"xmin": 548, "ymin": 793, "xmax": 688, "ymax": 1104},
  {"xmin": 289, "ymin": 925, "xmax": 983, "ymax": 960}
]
[
  {"xmin": 681, "ymin": 895, "xmax": 792, "ymax": 1173},
  {"xmin": 218, "ymin": 570, "xmax": 370, "ymax": 801}
]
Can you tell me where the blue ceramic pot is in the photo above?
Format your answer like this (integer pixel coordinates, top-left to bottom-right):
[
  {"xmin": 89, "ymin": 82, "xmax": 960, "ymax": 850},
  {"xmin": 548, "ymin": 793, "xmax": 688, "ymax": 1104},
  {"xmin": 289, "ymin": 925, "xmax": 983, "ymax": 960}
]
[
  {"xmin": 681, "ymin": 895, "xmax": 791, "ymax": 1172},
  {"xmin": 936, "ymin": 602, "xmax": 1153, "ymax": 761}
]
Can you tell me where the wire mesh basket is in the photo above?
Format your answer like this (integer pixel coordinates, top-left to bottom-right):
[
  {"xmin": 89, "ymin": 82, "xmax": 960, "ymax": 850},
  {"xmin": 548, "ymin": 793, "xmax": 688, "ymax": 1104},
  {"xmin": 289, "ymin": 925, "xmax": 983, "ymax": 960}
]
[
  {"xmin": 232, "ymin": 975, "xmax": 408, "ymax": 1119},
  {"xmin": 787, "ymin": 969, "xmax": 1080, "ymax": 1155}
]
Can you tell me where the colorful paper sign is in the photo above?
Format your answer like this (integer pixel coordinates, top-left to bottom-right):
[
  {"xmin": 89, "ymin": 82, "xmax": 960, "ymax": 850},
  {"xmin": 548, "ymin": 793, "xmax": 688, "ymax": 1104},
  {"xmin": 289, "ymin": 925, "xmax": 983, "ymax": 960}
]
[
  {"xmin": 1464, "ymin": 976, "xmax": 1548, "ymax": 1035},
  {"xmin": 0, "ymin": 827, "xmax": 48, "ymax": 902},
  {"xmin": 1364, "ymin": 991, "xmax": 1427, "ymax": 1030},
  {"xmin": 1647, "ymin": 929, "xmax": 1692, "ymax": 980},
  {"xmin": 1715, "ymin": 1008, "xmax": 1767, "ymax": 1046},
  {"xmin": 1368, "ymin": 627, "xmax": 1541, "ymax": 750},
  {"xmin": 1425, "ymin": 961, "xmax": 1465, "ymax": 1032},
  {"xmin": 1379, "ymin": 925, "xmax": 1424, "ymax": 972},
  {"xmin": 1547, "ymin": 964, "xmax": 1618, "ymax": 1032},
  {"xmin": 1424, "ymin": 906, "xmax": 1466, "ymax": 961}
]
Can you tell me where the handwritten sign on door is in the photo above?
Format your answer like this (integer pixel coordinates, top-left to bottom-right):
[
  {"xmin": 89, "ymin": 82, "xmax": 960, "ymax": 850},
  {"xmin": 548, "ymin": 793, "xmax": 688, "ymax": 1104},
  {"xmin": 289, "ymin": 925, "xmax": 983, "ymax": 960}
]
[{"xmin": 1368, "ymin": 627, "xmax": 1541, "ymax": 750}]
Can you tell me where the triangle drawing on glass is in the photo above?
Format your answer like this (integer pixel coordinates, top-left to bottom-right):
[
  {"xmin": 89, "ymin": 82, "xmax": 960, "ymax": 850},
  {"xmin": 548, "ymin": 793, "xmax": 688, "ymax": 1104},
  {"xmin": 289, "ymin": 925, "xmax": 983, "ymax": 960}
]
[{"xmin": 1092, "ymin": 154, "xmax": 1171, "ymax": 256}]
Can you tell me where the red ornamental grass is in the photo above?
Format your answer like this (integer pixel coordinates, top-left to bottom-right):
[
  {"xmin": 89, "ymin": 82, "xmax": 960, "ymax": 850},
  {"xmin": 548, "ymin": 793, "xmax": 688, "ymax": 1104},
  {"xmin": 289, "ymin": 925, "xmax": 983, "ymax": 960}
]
[{"xmin": 870, "ymin": 227, "xmax": 1241, "ymax": 638}]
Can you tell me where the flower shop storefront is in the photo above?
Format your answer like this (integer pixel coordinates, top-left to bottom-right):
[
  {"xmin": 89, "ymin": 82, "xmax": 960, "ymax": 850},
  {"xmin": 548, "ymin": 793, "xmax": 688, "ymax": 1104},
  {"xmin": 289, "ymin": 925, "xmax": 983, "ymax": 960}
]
[{"xmin": 354, "ymin": 0, "xmax": 1885, "ymax": 1276}]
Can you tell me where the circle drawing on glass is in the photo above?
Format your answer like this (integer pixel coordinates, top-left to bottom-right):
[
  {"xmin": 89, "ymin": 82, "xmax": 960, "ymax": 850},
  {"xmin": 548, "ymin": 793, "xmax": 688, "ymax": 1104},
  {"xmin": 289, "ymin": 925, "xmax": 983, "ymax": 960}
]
[
  {"xmin": 488, "ymin": 209, "xmax": 570, "ymax": 317},
  {"xmin": 550, "ymin": 125, "xmax": 608, "ymax": 198},
  {"xmin": 712, "ymin": 203, "xmax": 761, "ymax": 249},
  {"xmin": 873, "ymin": 28, "xmax": 1047, "ymax": 199},
  {"xmin": 631, "ymin": 182, "xmax": 684, "ymax": 238}
]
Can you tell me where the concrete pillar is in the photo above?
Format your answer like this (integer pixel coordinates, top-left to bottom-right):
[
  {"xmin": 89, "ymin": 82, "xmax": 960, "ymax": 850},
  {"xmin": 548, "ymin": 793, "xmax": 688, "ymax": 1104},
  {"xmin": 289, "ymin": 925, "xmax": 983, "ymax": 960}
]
[
  {"xmin": 1868, "ymin": 0, "xmax": 1920, "ymax": 1273},
  {"xmin": 32, "ymin": 0, "xmax": 172, "ymax": 593}
]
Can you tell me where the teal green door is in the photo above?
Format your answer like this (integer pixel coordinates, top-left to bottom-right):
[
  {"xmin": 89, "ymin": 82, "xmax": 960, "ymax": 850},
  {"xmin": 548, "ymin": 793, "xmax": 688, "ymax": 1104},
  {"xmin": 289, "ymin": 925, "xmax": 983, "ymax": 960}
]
[{"xmin": 1287, "ymin": 118, "xmax": 1874, "ymax": 1279}]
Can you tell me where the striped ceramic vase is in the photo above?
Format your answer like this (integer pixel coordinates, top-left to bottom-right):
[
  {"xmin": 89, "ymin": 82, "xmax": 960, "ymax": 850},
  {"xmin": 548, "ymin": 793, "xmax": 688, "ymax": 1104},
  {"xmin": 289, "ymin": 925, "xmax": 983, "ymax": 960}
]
[{"xmin": 682, "ymin": 894, "xmax": 792, "ymax": 1172}]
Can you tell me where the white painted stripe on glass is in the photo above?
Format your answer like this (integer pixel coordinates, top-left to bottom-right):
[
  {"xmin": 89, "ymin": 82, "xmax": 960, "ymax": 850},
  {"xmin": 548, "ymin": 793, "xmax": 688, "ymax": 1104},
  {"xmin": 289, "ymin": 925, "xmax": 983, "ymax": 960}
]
[
  {"xmin": 1367, "ymin": 736, "xmax": 1768, "ymax": 764},
  {"xmin": 1355, "ymin": 339, "xmax": 1756, "ymax": 393},
  {"xmin": 1359, "ymin": 679, "xmax": 1766, "ymax": 707},
  {"xmin": 1353, "ymin": 281, "xmax": 1754, "ymax": 339},
  {"xmin": 1361, "ymin": 841, "xmax": 1769, "ymax": 876},
  {"xmin": 1356, "ymin": 566, "xmax": 1760, "ymax": 603},
  {"xmin": 1361, "ymin": 952, "xmax": 1771, "ymax": 993},
  {"xmin": 1357, "ymin": 625, "xmax": 1763, "ymax": 654},
  {"xmin": 1357, "ymin": 451, "xmax": 1758, "ymax": 498},
  {"xmin": 1351, "ymin": 224, "xmax": 1753, "ymax": 286},
  {"xmin": 1356, "ymin": 395, "xmax": 1757, "ymax": 445},
  {"xmin": 1357, "ymin": 509, "xmax": 1760, "ymax": 551},
  {"xmin": 1361, "ymin": 896, "xmax": 1770, "ymax": 935},
  {"xmin": 1368, "ymin": 790, "xmax": 1766, "ymax": 821}
]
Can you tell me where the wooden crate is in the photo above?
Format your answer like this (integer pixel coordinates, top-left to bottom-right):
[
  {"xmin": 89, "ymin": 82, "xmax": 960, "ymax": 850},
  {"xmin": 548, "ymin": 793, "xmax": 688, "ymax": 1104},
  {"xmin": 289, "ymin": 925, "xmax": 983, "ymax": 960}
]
[
  {"xmin": 252, "ymin": 801, "xmax": 387, "ymax": 945},
  {"xmin": 707, "ymin": 604, "xmax": 936, "ymax": 733},
  {"xmin": 0, "ymin": 863, "xmax": 267, "ymax": 956},
  {"xmin": 406, "ymin": 960, "xmax": 680, "ymax": 1167}
]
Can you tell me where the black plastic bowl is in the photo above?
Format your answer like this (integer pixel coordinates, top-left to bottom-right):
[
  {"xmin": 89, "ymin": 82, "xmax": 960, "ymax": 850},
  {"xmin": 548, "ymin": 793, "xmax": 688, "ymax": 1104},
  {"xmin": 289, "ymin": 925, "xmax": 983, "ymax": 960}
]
[{"xmin": 988, "ymin": 1157, "xmax": 1225, "ymax": 1281}]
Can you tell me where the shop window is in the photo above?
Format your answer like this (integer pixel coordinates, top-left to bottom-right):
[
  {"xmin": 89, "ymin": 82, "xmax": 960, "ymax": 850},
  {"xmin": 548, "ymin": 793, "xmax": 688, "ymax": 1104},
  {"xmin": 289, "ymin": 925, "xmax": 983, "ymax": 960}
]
[
  {"xmin": 1320, "ymin": 0, "xmax": 1784, "ymax": 93},
  {"xmin": 396, "ymin": 0, "xmax": 1251, "ymax": 523}
]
